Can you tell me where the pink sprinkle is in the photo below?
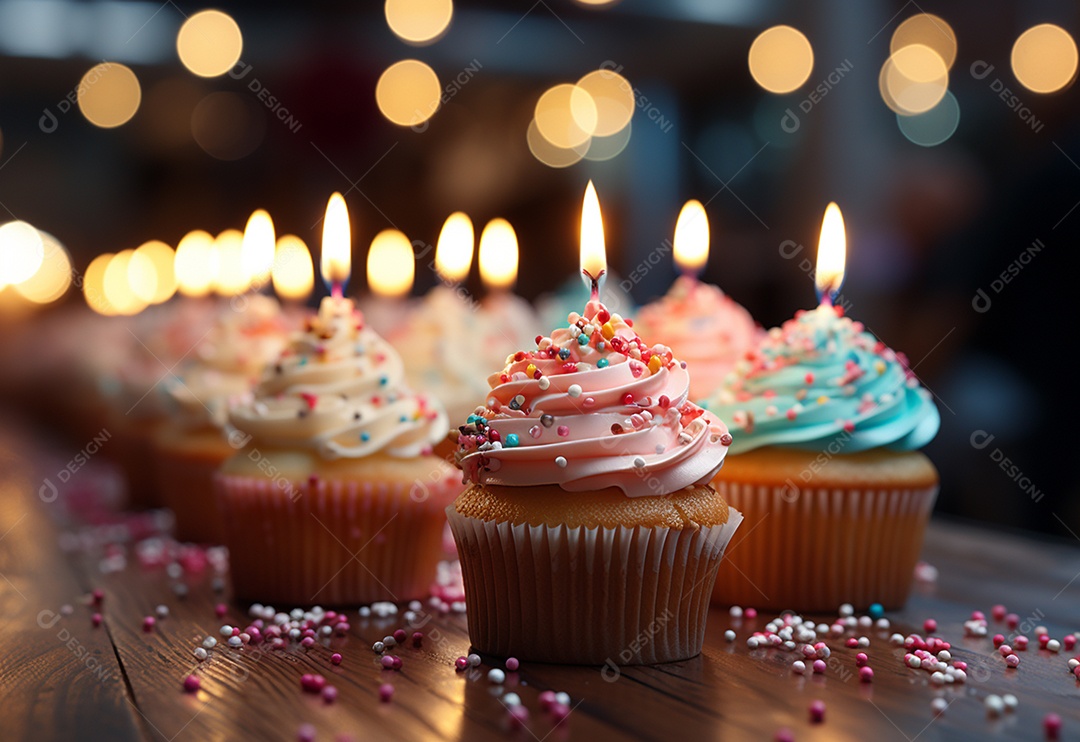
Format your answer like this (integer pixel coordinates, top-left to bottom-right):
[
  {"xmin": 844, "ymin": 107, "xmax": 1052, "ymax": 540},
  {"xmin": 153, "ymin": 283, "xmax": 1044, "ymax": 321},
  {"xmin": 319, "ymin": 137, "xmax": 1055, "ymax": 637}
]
[
  {"xmin": 508, "ymin": 705, "xmax": 530, "ymax": 730},
  {"xmin": 301, "ymin": 637, "xmax": 315, "ymax": 648},
  {"xmin": 1065, "ymin": 635, "xmax": 1077, "ymax": 651},
  {"xmin": 923, "ymin": 618, "xmax": 937, "ymax": 633},
  {"xmin": 1015, "ymin": 636, "xmax": 1029, "ymax": 650},
  {"xmin": 812, "ymin": 659, "xmax": 826, "ymax": 674},
  {"xmin": 322, "ymin": 685, "xmax": 338, "ymax": 704},
  {"xmin": 183, "ymin": 675, "xmax": 200, "ymax": 693},
  {"xmin": 802, "ymin": 644, "xmax": 818, "ymax": 658},
  {"xmin": 971, "ymin": 610, "xmax": 985, "ymax": 621},
  {"xmin": 1006, "ymin": 613, "xmax": 1020, "ymax": 630},
  {"xmin": 1039, "ymin": 634, "xmax": 1051, "ymax": 648},
  {"xmin": 953, "ymin": 661, "xmax": 967, "ymax": 671},
  {"xmin": 859, "ymin": 667, "xmax": 874, "ymax": 683},
  {"xmin": 391, "ymin": 656, "xmax": 402, "ymax": 670},
  {"xmin": 855, "ymin": 653, "xmax": 868, "ymax": 667},
  {"xmin": 412, "ymin": 632, "xmax": 423, "ymax": 648},
  {"xmin": 214, "ymin": 603, "xmax": 227, "ymax": 619},
  {"xmin": 381, "ymin": 655, "xmax": 396, "ymax": 669},
  {"xmin": 231, "ymin": 627, "xmax": 241, "ymax": 637},
  {"xmin": 992, "ymin": 604, "xmax": 1007, "ymax": 621},
  {"xmin": 993, "ymin": 634, "xmax": 1005, "ymax": 648},
  {"xmin": 331, "ymin": 653, "xmax": 342, "ymax": 666},
  {"xmin": 91, "ymin": 613, "xmax": 102, "ymax": 628},
  {"xmin": 91, "ymin": 589, "xmax": 104, "ymax": 606},
  {"xmin": 538, "ymin": 690, "xmax": 556, "ymax": 711},
  {"xmin": 298, "ymin": 723, "xmax": 315, "ymax": 742},
  {"xmin": 809, "ymin": 700, "xmax": 826, "ymax": 723},
  {"xmin": 845, "ymin": 637, "xmax": 859, "ymax": 648},
  {"xmin": 506, "ymin": 657, "xmax": 520, "ymax": 671},
  {"xmin": 745, "ymin": 608, "xmax": 757, "ymax": 619},
  {"xmin": 657, "ymin": 395, "xmax": 669, "ymax": 408},
  {"xmin": 142, "ymin": 616, "xmax": 156, "ymax": 632},
  {"xmin": 1005, "ymin": 654, "xmax": 1020, "ymax": 668},
  {"xmin": 1045, "ymin": 713, "xmax": 1062, "ymax": 740},
  {"xmin": 393, "ymin": 629, "xmax": 407, "ymax": 644},
  {"xmin": 376, "ymin": 683, "xmax": 394, "ymax": 702},
  {"xmin": 774, "ymin": 729, "xmax": 795, "ymax": 742},
  {"xmin": 550, "ymin": 703, "xmax": 570, "ymax": 724},
  {"xmin": 557, "ymin": 425, "xmax": 569, "ymax": 437},
  {"xmin": 455, "ymin": 657, "xmax": 468, "ymax": 671},
  {"xmin": 999, "ymin": 645, "xmax": 1013, "ymax": 656}
]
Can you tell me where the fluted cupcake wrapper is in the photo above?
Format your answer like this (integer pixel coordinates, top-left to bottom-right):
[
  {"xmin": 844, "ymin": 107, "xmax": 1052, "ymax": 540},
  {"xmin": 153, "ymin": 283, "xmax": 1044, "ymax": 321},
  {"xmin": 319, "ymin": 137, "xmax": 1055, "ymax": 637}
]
[
  {"xmin": 216, "ymin": 471, "xmax": 462, "ymax": 607},
  {"xmin": 711, "ymin": 480, "xmax": 938, "ymax": 611},
  {"xmin": 446, "ymin": 507, "xmax": 743, "ymax": 665},
  {"xmin": 156, "ymin": 446, "xmax": 229, "ymax": 544}
]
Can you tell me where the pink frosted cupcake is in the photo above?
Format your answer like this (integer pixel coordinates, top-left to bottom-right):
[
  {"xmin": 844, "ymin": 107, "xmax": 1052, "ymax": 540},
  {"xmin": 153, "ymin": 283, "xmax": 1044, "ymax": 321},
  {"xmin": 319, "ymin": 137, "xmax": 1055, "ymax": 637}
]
[{"xmin": 216, "ymin": 295, "xmax": 461, "ymax": 606}]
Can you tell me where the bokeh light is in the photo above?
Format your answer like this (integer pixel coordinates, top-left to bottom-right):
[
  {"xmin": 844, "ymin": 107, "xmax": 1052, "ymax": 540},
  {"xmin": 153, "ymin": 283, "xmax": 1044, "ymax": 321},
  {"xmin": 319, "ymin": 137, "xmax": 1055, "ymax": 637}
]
[
  {"xmin": 272, "ymin": 235, "xmax": 314, "ymax": 301},
  {"xmin": 576, "ymin": 69, "xmax": 634, "ymax": 137},
  {"xmin": 213, "ymin": 228, "xmax": 248, "ymax": 296},
  {"xmin": 535, "ymin": 84, "xmax": 598, "ymax": 149},
  {"xmin": 435, "ymin": 212, "xmax": 474, "ymax": 282},
  {"xmin": 77, "ymin": 62, "xmax": 141, "ymax": 128},
  {"xmin": 13, "ymin": 232, "xmax": 70, "ymax": 304},
  {"xmin": 478, "ymin": 218, "xmax": 518, "ymax": 290},
  {"xmin": 103, "ymin": 249, "xmax": 148, "ymax": 315},
  {"xmin": 241, "ymin": 209, "xmax": 276, "ymax": 287},
  {"xmin": 132, "ymin": 240, "xmax": 177, "ymax": 304},
  {"xmin": 385, "ymin": 0, "xmax": 453, "ymax": 45},
  {"xmin": 748, "ymin": 26, "xmax": 814, "ymax": 94},
  {"xmin": 177, "ymin": 10, "xmax": 243, "ymax": 78},
  {"xmin": 583, "ymin": 122, "xmax": 632, "ymax": 162},
  {"xmin": 376, "ymin": 60, "xmax": 441, "ymax": 127},
  {"xmin": 84, "ymin": 253, "xmax": 115, "ymax": 316},
  {"xmin": 174, "ymin": 229, "xmax": 216, "ymax": 297},
  {"xmin": 0, "ymin": 221, "xmax": 44, "ymax": 285},
  {"xmin": 891, "ymin": 14, "xmax": 957, "ymax": 70},
  {"xmin": 527, "ymin": 118, "xmax": 587, "ymax": 168},
  {"xmin": 880, "ymin": 44, "xmax": 948, "ymax": 115},
  {"xmin": 126, "ymin": 248, "xmax": 158, "ymax": 304},
  {"xmin": 367, "ymin": 229, "xmax": 415, "ymax": 297},
  {"xmin": 1012, "ymin": 24, "xmax": 1078, "ymax": 94},
  {"xmin": 897, "ymin": 90, "xmax": 961, "ymax": 147}
]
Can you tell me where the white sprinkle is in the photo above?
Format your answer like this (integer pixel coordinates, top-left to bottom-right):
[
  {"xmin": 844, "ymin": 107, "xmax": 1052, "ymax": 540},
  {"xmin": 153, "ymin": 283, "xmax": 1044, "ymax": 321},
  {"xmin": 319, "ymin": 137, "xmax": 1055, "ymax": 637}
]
[
  {"xmin": 876, "ymin": 618, "xmax": 891, "ymax": 630},
  {"xmin": 931, "ymin": 697, "xmax": 948, "ymax": 715},
  {"xmin": 320, "ymin": 626, "xmax": 332, "ymax": 636},
  {"xmin": 373, "ymin": 642, "xmax": 385, "ymax": 653},
  {"xmin": 909, "ymin": 657, "xmax": 922, "ymax": 669},
  {"xmin": 193, "ymin": 647, "xmax": 208, "ymax": 661},
  {"xmin": 792, "ymin": 660, "xmax": 806, "ymax": 674},
  {"xmin": 166, "ymin": 563, "xmax": 183, "ymax": 579},
  {"xmin": 554, "ymin": 692, "xmax": 571, "ymax": 706},
  {"xmin": 724, "ymin": 630, "xmax": 736, "ymax": 642},
  {"xmin": 1003, "ymin": 694, "xmax": 1018, "ymax": 711},
  {"xmin": 383, "ymin": 635, "xmax": 396, "ymax": 647},
  {"xmin": 858, "ymin": 616, "xmax": 872, "ymax": 628},
  {"xmin": 274, "ymin": 612, "xmax": 290, "ymax": 625},
  {"xmin": 632, "ymin": 456, "xmax": 646, "ymax": 468},
  {"xmin": 555, "ymin": 456, "xmax": 568, "ymax": 468},
  {"xmin": 839, "ymin": 603, "xmax": 854, "ymax": 617},
  {"xmin": 1036, "ymin": 625, "xmax": 1048, "ymax": 636},
  {"xmin": 730, "ymin": 606, "xmax": 743, "ymax": 618},
  {"xmin": 782, "ymin": 641, "xmax": 796, "ymax": 652},
  {"xmin": 746, "ymin": 637, "xmax": 760, "ymax": 649},
  {"xmin": 816, "ymin": 623, "xmax": 830, "ymax": 634},
  {"xmin": 249, "ymin": 604, "xmax": 264, "ymax": 617},
  {"xmin": 953, "ymin": 669, "xmax": 966, "ymax": 683},
  {"xmin": 568, "ymin": 384, "xmax": 582, "ymax": 398},
  {"xmin": 289, "ymin": 629, "xmax": 301, "ymax": 640},
  {"xmin": 857, "ymin": 636, "xmax": 870, "ymax": 648},
  {"xmin": 937, "ymin": 650, "xmax": 951, "ymax": 662},
  {"xmin": 1047, "ymin": 639, "xmax": 1061, "ymax": 652},
  {"xmin": 202, "ymin": 636, "xmax": 217, "ymax": 649},
  {"xmin": 488, "ymin": 669, "xmax": 506, "ymax": 684},
  {"xmin": 467, "ymin": 653, "xmax": 482, "ymax": 667},
  {"xmin": 984, "ymin": 694, "xmax": 1005, "ymax": 716},
  {"xmin": 219, "ymin": 625, "xmax": 233, "ymax": 637},
  {"xmin": 502, "ymin": 692, "xmax": 522, "ymax": 706},
  {"xmin": 290, "ymin": 608, "xmax": 304, "ymax": 620},
  {"xmin": 1068, "ymin": 658, "xmax": 1080, "ymax": 671},
  {"xmin": 408, "ymin": 600, "xmax": 422, "ymax": 611},
  {"xmin": 538, "ymin": 377, "xmax": 551, "ymax": 390},
  {"xmin": 156, "ymin": 605, "xmax": 169, "ymax": 618},
  {"xmin": 930, "ymin": 671, "xmax": 945, "ymax": 685},
  {"xmin": 358, "ymin": 606, "xmax": 371, "ymax": 617},
  {"xmin": 227, "ymin": 636, "xmax": 242, "ymax": 647},
  {"xmin": 890, "ymin": 633, "xmax": 905, "ymax": 645}
]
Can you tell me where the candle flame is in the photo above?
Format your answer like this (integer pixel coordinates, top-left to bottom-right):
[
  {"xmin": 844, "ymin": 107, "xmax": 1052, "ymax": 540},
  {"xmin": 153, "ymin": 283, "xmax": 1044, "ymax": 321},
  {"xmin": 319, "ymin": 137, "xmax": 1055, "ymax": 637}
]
[
  {"xmin": 673, "ymin": 199, "xmax": 709, "ymax": 273},
  {"xmin": 580, "ymin": 180, "xmax": 606, "ymax": 294},
  {"xmin": 272, "ymin": 234, "xmax": 314, "ymax": 301},
  {"xmin": 367, "ymin": 229, "xmax": 415, "ymax": 298},
  {"xmin": 241, "ymin": 209, "xmax": 275, "ymax": 287},
  {"xmin": 214, "ymin": 229, "xmax": 248, "ymax": 296},
  {"xmin": 435, "ymin": 212, "xmax": 474, "ymax": 283},
  {"xmin": 321, "ymin": 192, "xmax": 351, "ymax": 288},
  {"xmin": 816, "ymin": 202, "xmax": 846, "ymax": 300},
  {"xmin": 478, "ymin": 218, "xmax": 518, "ymax": 290},
  {"xmin": 174, "ymin": 229, "xmax": 216, "ymax": 298}
]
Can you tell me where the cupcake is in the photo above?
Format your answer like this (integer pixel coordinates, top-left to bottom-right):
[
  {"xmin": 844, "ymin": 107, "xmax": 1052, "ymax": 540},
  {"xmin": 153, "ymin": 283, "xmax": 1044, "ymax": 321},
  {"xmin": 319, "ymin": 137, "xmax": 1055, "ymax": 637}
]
[
  {"xmin": 634, "ymin": 275, "xmax": 760, "ymax": 401},
  {"xmin": 705, "ymin": 303, "xmax": 940, "ymax": 610},
  {"xmin": 216, "ymin": 295, "xmax": 460, "ymax": 606},
  {"xmin": 448, "ymin": 296, "xmax": 742, "ymax": 664},
  {"xmin": 154, "ymin": 295, "xmax": 288, "ymax": 543}
]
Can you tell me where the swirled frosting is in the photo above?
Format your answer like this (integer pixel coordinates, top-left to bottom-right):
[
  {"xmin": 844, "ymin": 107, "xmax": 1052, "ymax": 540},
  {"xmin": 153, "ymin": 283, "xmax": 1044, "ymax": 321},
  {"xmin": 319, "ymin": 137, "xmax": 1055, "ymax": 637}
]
[
  {"xmin": 228, "ymin": 297, "xmax": 449, "ymax": 459},
  {"xmin": 456, "ymin": 299, "xmax": 732, "ymax": 497},
  {"xmin": 167, "ymin": 295, "xmax": 288, "ymax": 429},
  {"xmin": 634, "ymin": 276, "xmax": 760, "ymax": 401},
  {"xmin": 703, "ymin": 303, "xmax": 940, "ymax": 455}
]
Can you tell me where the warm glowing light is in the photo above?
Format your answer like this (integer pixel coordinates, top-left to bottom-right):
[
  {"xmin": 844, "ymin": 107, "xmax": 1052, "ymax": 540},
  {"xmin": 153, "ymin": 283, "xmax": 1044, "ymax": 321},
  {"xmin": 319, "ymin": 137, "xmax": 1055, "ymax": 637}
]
[
  {"xmin": 891, "ymin": 14, "xmax": 957, "ymax": 70},
  {"xmin": 133, "ymin": 240, "xmax": 177, "ymax": 304},
  {"xmin": 580, "ymin": 181, "xmax": 606, "ymax": 291},
  {"xmin": 573, "ymin": 0, "xmax": 621, "ymax": 6},
  {"xmin": 321, "ymin": 192, "xmax": 351, "ymax": 287},
  {"xmin": 673, "ymin": 200, "xmax": 709, "ymax": 273},
  {"xmin": 880, "ymin": 45, "xmax": 948, "ymax": 115},
  {"xmin": 478, "ymin": 218, "xmax": 518, "ymax": 290},
  {"xmin": 242, "ymin": 209, "xmax": 275, "ymax": 287},
  {"xmin": 104, "ymin": 250, "xmax": 149, "ymax": 315},
  {"xmin": 584, "ymin": 121, "xmax": 632, "ymax": 162},
  {"xmin": 816, "ymin": 202, "xmax": 846, "ymax": 300},
  {"xmin": 14, "ymin": 232, "xmax": 70, "ymax": 304},
  {"xmin": 1012, "ymin": 24, "xmax": 1078, "ymax": 94},
  {"xmin": 748, "ymin": 26, "xmax": 814, "ymax": 94},
  {"xmin": 526, "ymin": 118, "xmax": 587, "ymax": 168},
  {"xmin": 174, "ymin": 229, "xmax": 216, "ymax": 297},
  {"xmin": 0, "ymin": 221, "xmax": 44, "ymax": 285},
  {"xmin": 897, "ymin": 90, "xmax": 961, "ymax": 147},
  {"xmin": 435, "ymin": 212, "xmax": 474, "ymax": 282},
  {"xmin": 385, "ymin": 0, "xmax": 453, "ymax": 45},
  {"xmin": 376, "ymin": 60, "xmax": 441, "ymax": 127},
  {"xmin": 214, "ymin": 229, "xmax": 248, "ymax": 296},
  {"xmin": 367, "ymin": 230, "xmax": 415, "ymax": 298},
  {"xmin": 127, "ymin": 248, "xmax": 159, "ymax": 304},
  {"xmin": 576, "ymin": 69, "xmax": 634, "ymax": 137},
  {"xmin": 77, "ymin": 62, "xmax": 141, "ymax": 128},
  {"xmin": 535, "ymin": 84, "xmax": 598, "ymax": 149},
  {"xmin": 177, "ymin": 10, "xmax": 243, "ymax": 78},
  {"xmin": 84, "ymin": 253, "xmax": 115, "ymax": 315},
  {"xmin": 272, "ymin": 234, "xmax": 315, "ymax": 301}
]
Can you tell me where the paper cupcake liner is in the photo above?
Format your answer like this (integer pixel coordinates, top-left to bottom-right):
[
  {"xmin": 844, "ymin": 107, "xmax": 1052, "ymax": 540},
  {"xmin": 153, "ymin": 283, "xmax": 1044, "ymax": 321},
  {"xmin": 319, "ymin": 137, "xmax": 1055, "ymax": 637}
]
[
  {"xmin": 446, "ymin": 506, "xmax": 744, "ymax": 665},
  {"xmin": 216, "ymin": 470, "xmax": 462, "ymax": 606},
  {"xmin": 155, "ymin": 444, "xmax": 229, "ymax": 544},
  {"xmin": 711, "ymin": 480, "xmax": 937, "ymax": 611}
]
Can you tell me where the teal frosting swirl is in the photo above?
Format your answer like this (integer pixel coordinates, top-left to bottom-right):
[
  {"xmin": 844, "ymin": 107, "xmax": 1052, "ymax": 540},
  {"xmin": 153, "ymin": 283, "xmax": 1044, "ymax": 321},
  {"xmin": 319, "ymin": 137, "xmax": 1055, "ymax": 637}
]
[{"xmin": 703, "ymin": 304, "xmax": 939, "ymax": 455}]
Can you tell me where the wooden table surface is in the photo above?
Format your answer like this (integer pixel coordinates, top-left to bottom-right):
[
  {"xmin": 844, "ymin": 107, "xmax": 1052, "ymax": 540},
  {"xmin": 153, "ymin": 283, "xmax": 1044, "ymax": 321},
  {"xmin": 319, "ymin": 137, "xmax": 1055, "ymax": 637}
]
[{"xmin": 1, "ymin": 424, "xmax": 1078, "ymax": 742}]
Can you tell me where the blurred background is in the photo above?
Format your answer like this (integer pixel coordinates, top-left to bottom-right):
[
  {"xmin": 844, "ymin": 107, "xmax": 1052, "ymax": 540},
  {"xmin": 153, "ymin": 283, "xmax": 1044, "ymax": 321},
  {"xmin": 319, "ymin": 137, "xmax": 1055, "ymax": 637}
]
[{"xmin": 0, "ymin": 0, "xmax": 1076, "ymax": 535}]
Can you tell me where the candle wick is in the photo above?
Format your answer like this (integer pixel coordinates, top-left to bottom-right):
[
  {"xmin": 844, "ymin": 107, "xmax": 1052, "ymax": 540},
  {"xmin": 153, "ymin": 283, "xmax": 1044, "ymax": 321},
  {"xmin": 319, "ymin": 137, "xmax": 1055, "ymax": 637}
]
[
  {"xmin": 331, "ymin": 282, "xmax": 343, "ymax": 301},
  {"xmin": 582, "ymin": 268, "xmax": 605, "ymax": 301}
]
